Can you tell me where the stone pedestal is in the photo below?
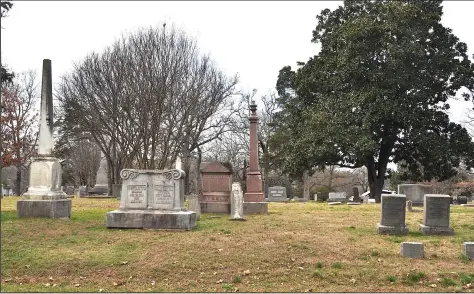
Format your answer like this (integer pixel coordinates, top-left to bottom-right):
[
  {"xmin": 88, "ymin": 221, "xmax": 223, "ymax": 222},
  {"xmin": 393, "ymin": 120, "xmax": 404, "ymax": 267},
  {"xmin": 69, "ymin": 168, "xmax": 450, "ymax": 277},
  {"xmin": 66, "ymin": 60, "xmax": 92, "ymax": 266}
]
[
  {"xmin": 17, "ymin": 156, "xmax": 71, "ymax": 218},
  {"xmin": 419, "ymin": 194, "xmax": 454, "ymax": 235},
  {"xmin": 376, "ymin": 194, "xmax": 408, "ymax": 235},
  {"xmin": 106, "ymin": 169, "xmax": 196, "ymax": 230}
]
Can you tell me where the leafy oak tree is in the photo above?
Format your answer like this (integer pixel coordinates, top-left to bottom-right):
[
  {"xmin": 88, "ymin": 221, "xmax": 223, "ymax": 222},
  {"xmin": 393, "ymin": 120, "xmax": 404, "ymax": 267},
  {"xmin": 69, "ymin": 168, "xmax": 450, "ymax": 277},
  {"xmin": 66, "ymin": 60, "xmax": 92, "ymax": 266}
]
[{"xmin": 270, "ymin": 0, "xmax": 474, "ymax": 202}]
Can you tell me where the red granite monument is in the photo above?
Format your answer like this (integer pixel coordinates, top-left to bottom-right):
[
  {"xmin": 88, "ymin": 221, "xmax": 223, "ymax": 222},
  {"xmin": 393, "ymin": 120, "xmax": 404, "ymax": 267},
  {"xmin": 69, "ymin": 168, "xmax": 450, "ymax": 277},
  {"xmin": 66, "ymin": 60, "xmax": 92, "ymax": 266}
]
[
  {"xmin": 200, "ymin": 161, "xmax": 232, "ymax": 213},
  {"xmin": 243, "ymin": 101, "xmax": 268, "ymax": 214}
]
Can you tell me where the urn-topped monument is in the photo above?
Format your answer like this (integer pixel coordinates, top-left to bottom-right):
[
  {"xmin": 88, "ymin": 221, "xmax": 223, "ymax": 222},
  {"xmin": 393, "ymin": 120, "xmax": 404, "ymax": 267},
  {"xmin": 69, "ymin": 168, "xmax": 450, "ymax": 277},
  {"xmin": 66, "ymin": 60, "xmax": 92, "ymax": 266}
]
[
  {"xmin": 243, "ymin": 101, "xmax": 268, "ymax": 214},
  {"xmin": 17, "ymin": 60, "xmax": 72, "ymax": 218},
  {"xmin": 106, "ymin": 168, "xmax": 196, "ymax": 230}
]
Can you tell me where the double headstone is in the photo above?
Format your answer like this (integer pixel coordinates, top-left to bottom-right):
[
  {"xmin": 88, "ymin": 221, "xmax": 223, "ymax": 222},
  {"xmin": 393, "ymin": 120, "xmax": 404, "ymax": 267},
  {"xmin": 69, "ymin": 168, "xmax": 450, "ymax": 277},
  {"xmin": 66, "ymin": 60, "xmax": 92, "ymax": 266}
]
[
  {"xmin": 419, "ymin": 194, "xmax": 454, "ymax": 235},
  {"xmin": 376, "ymin": 194, "xmax": 408, "ymax": 235},
  {"xmin": 266, "ymin": 186, "xmax": 289, "ymax": 202},
  {"xmin": 106, "ymin": 169, "xmax": 196, "ymax": 230}
]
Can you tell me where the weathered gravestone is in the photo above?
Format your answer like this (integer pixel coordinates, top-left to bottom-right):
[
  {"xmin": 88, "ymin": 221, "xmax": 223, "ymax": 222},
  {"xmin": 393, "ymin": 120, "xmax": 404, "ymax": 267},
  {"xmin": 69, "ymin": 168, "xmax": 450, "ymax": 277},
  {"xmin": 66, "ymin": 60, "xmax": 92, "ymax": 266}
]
[
  {"xmin": 229, "ymin": 182, "xmax": 245, "ymax": 221},
  {"xmin": 266, "ymin": 186, "xmax": 289, "ymax": 202},
  {"xmin": 200, "ymin": 161, "xmax": 232, "ymax": 213},
  {"xmin": 78, "ymin": 186, "xmax": 88, "ymax": 197},
  {"xmin": 65, "ymin": 186, "xmax": 75, "ymax": 196},
  {"xmin": 463, "ymin": 242, "xmax": 474, "ymax": 260},
  {"xmin": 419, "ymin": 194, "xmax": 454, "ymax": 235},
  {"xmin": 376, "ymin": 194, "xmax": 408, "ymax": 235},
  {"xmin": 89, "ymin": 154, "xmax": 109, "ymax": 195},
  {"xmin": 106, "ymin": 169, "xmax": 196, "ymax": 230},
  {"xmin": 187, "ymin": 194, "xmax": 201, "ymax": 221},
  {"xmin": 17, "ymin": 59, "xmax": 71, "ymax": 219},
  {"xmin": 352, "ymin": 187, "xmax": 361, "ymax": 203},
  {"xmin": 328, "ymin": 192, "xmax": 347, "ymax": 203},
  {"xmin": 398, "ymin": 184, "xmax": 433, "ymax": 206},
  {"xmin": 457, "ymin": 196, "xmax": 468, "ymax": 205},
  {"xmin": 400, "ymin": 242, "xmax": 424, "ymax": 258},
  {"xmin": 407, "ymin": 200, "xmax": 413, "ymax": 212}
]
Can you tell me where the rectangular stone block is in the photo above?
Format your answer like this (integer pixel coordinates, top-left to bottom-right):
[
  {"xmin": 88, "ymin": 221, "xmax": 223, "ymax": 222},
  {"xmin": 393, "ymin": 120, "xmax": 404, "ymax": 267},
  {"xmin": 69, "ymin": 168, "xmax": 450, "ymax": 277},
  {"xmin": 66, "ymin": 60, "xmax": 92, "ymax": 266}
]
[
  {"xmin": 400, "ymin": 242, "xmax": 424, "ymax": 258},
  {"xmin": 266, "ymin": 186, "xmax": 289, "ymax": 202},
  {"xmin": 106, "ymin": 210, "xmax": 196, "ymax": 230},
  {"xmin": 328, "ymin": 192, "xmax": 347, "ymax": 202},
  {"xmin": 187, "ymin": 194, "xmax": 201, "ymax": 220},
  {"xmin": 419, "ymin": 194, "xmax": 454, "ymax": 235},
  {"xmin": 17, "ymin": 199, "xmax": 71, "ymax": 218},
  {"xmin": 377, "ymin": 194, "xmax": 408, "ymax": 235},
  {"xmin": 463, "ymin": 242, "xmax": 474, "ymax": 260},
  {"xmin": 243, "ymin": 202, "xmax": 268, "ymax": 214}
]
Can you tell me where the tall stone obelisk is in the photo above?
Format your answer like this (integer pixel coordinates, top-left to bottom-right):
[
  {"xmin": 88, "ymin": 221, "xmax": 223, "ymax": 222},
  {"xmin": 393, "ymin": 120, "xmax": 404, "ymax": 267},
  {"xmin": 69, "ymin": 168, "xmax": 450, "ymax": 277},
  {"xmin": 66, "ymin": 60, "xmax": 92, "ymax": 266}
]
[
  {"xmin": 243, "ymin": 101, "xmax": 268, "ymax": 214},
  {"xmin": 89, "ymin": 152, "xmax": 109, "ymax": 195},
  {"xmin": 17, "ymin": 59, "xmax": 72, "ymax": 218}
]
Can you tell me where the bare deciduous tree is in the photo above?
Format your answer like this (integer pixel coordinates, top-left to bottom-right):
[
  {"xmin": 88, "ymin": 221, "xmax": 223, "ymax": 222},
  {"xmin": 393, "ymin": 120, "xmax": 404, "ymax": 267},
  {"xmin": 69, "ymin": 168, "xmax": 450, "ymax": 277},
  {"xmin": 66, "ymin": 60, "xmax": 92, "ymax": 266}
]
[{"xmin": 56, "ymin": 24, "xmax": 238, "ymax": 192}]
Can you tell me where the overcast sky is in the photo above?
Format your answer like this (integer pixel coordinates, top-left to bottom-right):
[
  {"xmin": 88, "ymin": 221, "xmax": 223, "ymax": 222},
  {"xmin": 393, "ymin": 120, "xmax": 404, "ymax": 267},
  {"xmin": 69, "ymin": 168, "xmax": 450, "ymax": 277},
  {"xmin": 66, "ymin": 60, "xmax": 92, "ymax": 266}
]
[{"xmin": 1, "ymin": 1, "xmax": 473, "ymax": 126}]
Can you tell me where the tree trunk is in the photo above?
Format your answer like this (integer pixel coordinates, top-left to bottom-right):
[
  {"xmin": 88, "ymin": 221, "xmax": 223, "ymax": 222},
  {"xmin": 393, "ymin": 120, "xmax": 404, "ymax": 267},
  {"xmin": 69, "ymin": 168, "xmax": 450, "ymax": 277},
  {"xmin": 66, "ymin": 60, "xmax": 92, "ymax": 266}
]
[
  {"xmin": 16, "ymin": 165, "xmax": 21, "ymax": 196},
  {"xmin": 303, "ymin": 170, "xmax": 310, "ymax": 200}
]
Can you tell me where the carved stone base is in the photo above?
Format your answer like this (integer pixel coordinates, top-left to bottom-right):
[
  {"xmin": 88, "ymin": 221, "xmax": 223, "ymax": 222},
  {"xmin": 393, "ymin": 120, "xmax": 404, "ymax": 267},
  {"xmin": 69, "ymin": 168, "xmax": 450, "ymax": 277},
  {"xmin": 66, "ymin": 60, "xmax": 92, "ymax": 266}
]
[
  {"xmin": 376, "ymin": 224, "xmax": 408, "ymax": 235},
  {"xmin": 243, "ymin": 202, "xmax": 268, "ymax": 214},
  {"xmin": 17, "ymin": 199, "xmax": 71, "ymax": 218},
  {"xmin": 200, "ymin": 202, "xmax": 230, "ymax": 213},
  {"xmin": 106, "ymin": 210, "xmax": 196, "ymax": 230},
  {"xmin": 419, "ymin": 224, "xmax": 454, "ymax": 235}
]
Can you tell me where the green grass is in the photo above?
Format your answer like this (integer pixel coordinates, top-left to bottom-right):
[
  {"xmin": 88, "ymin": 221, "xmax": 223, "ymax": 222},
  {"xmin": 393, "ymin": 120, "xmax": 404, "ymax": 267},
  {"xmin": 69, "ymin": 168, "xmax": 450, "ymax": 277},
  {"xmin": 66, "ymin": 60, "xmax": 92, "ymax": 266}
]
[{"xmin": 2, "ymin": 197, "xmax": 474, "ymax": 292}]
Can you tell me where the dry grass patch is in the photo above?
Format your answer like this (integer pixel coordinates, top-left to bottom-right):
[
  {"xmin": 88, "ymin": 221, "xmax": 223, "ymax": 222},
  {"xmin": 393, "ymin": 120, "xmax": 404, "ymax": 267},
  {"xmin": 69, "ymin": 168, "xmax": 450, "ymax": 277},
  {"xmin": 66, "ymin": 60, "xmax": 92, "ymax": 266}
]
[{"xmin": 1, "ymin": 197, "xmax": 473, "ymax": 292}]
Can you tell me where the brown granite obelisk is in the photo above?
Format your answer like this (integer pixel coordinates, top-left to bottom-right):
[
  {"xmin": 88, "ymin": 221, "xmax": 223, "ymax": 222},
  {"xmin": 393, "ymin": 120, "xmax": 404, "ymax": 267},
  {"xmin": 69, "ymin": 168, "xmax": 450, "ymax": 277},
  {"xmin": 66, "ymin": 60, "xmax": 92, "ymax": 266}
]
[{"xmin": 243, "ymin": 101, "xmax": 268, "ymax": 214}]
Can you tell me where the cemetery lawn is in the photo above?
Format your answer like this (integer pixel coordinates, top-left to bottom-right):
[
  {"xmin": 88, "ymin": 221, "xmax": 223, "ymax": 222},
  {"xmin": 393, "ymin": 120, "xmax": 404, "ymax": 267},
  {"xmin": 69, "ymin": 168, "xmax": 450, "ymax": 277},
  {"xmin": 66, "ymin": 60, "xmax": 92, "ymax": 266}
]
[{"xmin": 1, "ymin": 197, "xmax": 474, "ymax": 293}]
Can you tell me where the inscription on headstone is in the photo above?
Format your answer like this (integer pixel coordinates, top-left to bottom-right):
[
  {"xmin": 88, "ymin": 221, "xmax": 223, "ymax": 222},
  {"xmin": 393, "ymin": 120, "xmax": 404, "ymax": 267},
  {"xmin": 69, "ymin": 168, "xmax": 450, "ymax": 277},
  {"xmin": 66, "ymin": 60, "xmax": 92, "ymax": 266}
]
[
  {"xmin": 419, "ymin": 194, "xmax": 454, "ymax": 235},
  {"xmin": 266, "ymin": 186, "xmax": 288, "ymax": 202},
  {"xmin": 377, "ymin": 194, "xmax": 408, "ymax": 235},
  {"xmin": 128, "ymin": 185, "xmax": 147, "ymax": 204}
]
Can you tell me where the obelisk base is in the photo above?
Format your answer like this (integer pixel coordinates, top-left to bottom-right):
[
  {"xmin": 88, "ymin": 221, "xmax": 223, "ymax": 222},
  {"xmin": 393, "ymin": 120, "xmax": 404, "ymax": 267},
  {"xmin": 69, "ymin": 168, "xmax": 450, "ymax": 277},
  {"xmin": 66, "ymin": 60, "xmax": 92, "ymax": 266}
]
[
  {"xmin": 17, "ymin": 199, "xmax": 71, "ymax": 219},
  {"xmin": 18, "ymin": 156, "xmax": 71, "ymax": 218}
]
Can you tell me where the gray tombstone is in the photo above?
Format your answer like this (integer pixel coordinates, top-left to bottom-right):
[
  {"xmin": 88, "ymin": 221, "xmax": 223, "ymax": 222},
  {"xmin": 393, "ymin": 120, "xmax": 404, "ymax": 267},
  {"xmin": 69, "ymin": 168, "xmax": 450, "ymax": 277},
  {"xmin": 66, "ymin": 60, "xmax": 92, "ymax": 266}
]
[
  {"xmin": 463, "ymin": 242, "xmax": 474, "ymax": 260},
  {"xmin": 187, "ymin": 194, "xmax": 201, "ymax": 221},
  {"xmin": 89, "ymin": 154, "xmax": 109, "ymax": 195},
  {"xmin": 78, "ymin": 186, "xmax": 88, "ymax": 197},
  {"xmin": 65, "ymin": 186, "xmax": 75, "ymax": 196},
  {"xmin": 352, "ymin": 187, "xmax": 361, "ymax": 202},
  {"xmin": 419, "ymin": 194, "xmax": 454, "ymax": 235},
  {"xmin": 400, "ymin": 242, "xmax": 424, "ymax": 258},
  {"xmin": 106, "ymin": 169, "xmax": 196, "ymax": 230},
  {"xmin": 229, "ymin": 182, "xmax": 245, "ymax": 221},
  {"xmin": 398, "ymin": 184, "xmax": 433, "ymax": 206},
  {"xmin": 407, "ymin": 200, "xmax": 413, "ymax": 212},
  {"xmin": 328, "ymin": 192, "xmax": 347, "ymax": 203},
  {"xmin": 17, "ymin": 59, "xmax": 71, "ymax": 218},
  {"xmin": 376, "ymin": 194, "xmax": 408, "ymax": 235},
  {"xmin": 457, "ymin": 196, "xmax": 468, "ymax": 205},
  {"xmin": 266, "ymin": 186, "xmax": 289, "ymax": 202}
]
